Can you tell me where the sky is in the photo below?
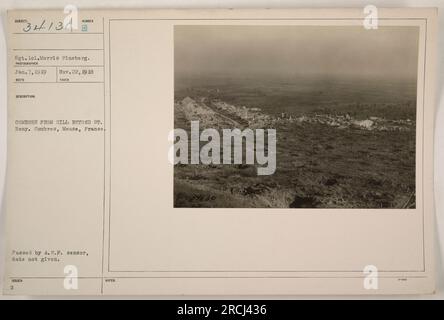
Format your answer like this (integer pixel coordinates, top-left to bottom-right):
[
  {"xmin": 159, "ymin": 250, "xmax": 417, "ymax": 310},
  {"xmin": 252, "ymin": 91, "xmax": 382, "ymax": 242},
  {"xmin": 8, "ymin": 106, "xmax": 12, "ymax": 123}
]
[{"xmin": 175, "ymin": 25, "xmax": 419, "ymax": 81}]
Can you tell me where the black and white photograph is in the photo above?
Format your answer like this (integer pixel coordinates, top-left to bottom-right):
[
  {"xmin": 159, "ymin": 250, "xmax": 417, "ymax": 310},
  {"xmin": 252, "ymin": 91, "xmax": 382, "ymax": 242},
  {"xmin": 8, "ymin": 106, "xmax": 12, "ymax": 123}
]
[{"xmin": 174, "ymin": 25, "xmax": 419, "ymax": 208}]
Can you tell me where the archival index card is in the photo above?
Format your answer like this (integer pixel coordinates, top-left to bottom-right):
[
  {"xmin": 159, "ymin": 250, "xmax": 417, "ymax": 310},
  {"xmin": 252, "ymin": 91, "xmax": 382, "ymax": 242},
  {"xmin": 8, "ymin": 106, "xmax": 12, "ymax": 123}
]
[{"xmin": 3, "ymin": 8, "xmax": 437, "ymax": 295}]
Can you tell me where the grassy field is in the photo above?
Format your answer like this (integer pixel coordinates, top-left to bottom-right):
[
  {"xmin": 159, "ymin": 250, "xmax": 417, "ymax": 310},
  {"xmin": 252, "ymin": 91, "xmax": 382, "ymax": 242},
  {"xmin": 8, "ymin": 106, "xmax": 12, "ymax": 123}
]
[{"xmin": 174, "ymin": 76, "xmax": 416, "ymax": 208}]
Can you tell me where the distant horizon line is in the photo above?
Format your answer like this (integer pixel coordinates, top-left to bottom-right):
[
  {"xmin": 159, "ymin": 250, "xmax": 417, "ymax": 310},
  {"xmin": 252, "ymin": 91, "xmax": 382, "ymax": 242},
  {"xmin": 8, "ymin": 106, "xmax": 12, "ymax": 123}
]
[{"xmin": 175, "ymin": 73, "xmax": 418, "ymax": 84}]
